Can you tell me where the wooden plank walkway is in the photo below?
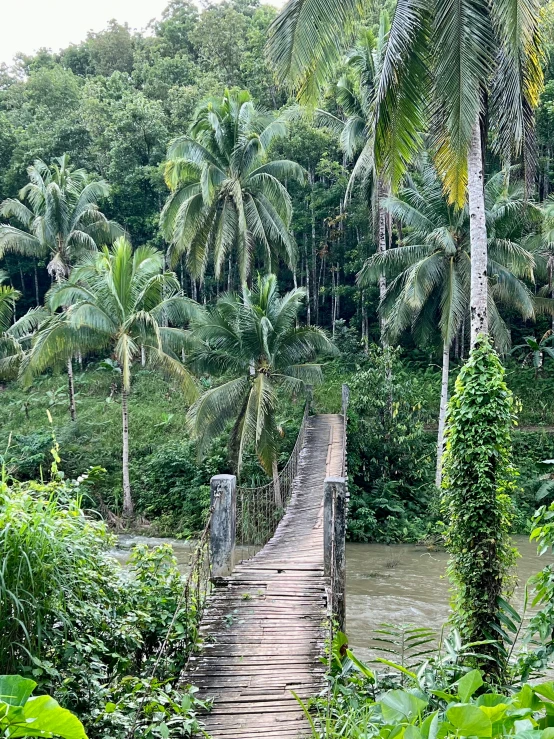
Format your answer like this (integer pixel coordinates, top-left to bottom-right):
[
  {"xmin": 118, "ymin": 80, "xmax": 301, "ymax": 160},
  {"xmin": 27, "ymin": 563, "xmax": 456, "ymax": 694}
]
[{"xmin": 185, "ymin": 414, "xmax": 345, "ymax": 738}]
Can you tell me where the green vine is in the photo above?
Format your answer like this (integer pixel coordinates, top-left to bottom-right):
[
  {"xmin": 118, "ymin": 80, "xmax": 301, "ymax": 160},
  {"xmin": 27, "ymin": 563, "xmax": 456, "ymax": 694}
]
[{"xmin": 442, "ymin": 335, "xmax": 517, "ymax": 679}]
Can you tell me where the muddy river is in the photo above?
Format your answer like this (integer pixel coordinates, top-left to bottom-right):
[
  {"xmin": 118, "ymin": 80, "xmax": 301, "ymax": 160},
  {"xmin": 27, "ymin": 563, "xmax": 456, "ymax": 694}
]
[{"xmin": 115, "ymin": 534, "xmax": 550, "ymax": 663}]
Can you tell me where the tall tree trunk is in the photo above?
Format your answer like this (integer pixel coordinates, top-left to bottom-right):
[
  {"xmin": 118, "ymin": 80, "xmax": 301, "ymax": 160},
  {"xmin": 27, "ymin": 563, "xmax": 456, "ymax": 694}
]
[
  {"xmin": 435, "ymin": 339, "xmax": 450, "ymax": 488},
  {"xmin": 468, "ymin": 116, "xmax": 488, "ymax": 345},
  {"xmin": 141, "ymin": 345, "xmax": 146, "ymax": 367},
  {"xmin": 377, "ymin": 179, "xmax": 387, "ymax": 342},
  {"xmin": 310, "ymin": 185, "xmax": 317, "ymax": 319},
  {"xmin": 122, "ymin": 388, "xmax": 133, "ymax": 518},
  {"xmin": 67, "ymin": 357, "xmax": 76, "ymax": 421},
  {"xmin": 272, "ymin": 458, "xmax": 282, "ymax": 508},
  {"xmin": 304, "ymin": 233, "xmax": 311, "ymax": 326},
  {"xmin": 34, "ymin": 264, "xmax": 40, "ymax": 306}
]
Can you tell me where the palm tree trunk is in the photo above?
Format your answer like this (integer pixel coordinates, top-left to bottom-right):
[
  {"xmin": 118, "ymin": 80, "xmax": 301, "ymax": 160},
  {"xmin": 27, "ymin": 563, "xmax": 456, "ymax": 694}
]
[
  {"xmin": 435, "ymin": 339, "xmax": 450, "ymax": 488},
  {"xmin": 272, "ymin": 458, "xmax": 282, "ymax": 508},
  {"xmin": 468, "ymin": 116, "xmax": 488, "ymax": 345},
  {"xmin": 377, "ymin": 179, "xmax": 387, "ymax": 342},
  {"xmin": 141, "ymin": 345, "xmax": 146, "ymax": 367},
  {"xmin": 67, "ymin": 357, "xmax": 76, "ymax": 421},
  {"xmin": 122, "ymin": 388, "xmax": 133, "ymax": 518},
  {"xmin": 34, "ymin": 264, "xmax": 40, "ymax": 306}
]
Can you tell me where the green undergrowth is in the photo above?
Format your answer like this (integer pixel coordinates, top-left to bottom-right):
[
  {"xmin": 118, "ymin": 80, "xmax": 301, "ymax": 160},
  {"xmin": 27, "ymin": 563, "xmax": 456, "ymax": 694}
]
[{"xmin": 1, "ymin": 363, "xmax": 304, "ymax": 534}]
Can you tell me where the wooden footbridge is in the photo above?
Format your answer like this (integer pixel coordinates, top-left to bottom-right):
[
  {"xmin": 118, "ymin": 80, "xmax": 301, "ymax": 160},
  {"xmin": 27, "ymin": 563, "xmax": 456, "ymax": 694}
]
[{"xmin": 183, "ymin": 393, "xmax": 349, "ymax": 738}]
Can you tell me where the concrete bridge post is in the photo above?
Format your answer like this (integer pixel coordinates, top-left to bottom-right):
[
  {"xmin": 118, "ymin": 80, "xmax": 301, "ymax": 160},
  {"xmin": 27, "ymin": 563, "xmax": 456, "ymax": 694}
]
[
  {"xmin": 210, "ymin": 474, "xmax": 237, "ymax": 579},
  {"xmin": 324, "ymin": 476, "xmax": 347, "ymax": 631}
]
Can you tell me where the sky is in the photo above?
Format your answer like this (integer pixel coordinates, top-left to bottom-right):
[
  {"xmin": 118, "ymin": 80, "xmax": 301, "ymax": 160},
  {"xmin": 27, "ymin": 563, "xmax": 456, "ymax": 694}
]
[{"xmin": 0, "ymin": 0, "xmax": 172, "ymax": 66}]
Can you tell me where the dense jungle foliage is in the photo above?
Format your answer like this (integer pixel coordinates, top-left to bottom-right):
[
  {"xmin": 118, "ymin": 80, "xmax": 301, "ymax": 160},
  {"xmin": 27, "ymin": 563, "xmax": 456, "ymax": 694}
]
[{"xmin": 7, "ymin": 0, "xmax": 554, "ymax": 736}]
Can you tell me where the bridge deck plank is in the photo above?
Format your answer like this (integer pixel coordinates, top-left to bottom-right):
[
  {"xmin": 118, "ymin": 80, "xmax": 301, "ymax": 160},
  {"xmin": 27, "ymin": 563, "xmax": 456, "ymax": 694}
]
[{"xmin": 182, "ymin": 414, "xmax": 344, "ymax": 738}]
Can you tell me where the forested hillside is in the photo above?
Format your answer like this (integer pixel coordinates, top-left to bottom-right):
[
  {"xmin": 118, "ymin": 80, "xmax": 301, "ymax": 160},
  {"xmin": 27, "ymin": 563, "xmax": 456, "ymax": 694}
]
[{"xmin": 2, "ymin": 0, "xmax": 554, "ymax": 542}]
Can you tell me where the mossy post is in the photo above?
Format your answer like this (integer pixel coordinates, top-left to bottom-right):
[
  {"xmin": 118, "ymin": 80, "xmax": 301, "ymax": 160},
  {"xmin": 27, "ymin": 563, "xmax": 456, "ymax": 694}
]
[
  {"xmin": 442, "ymin": 335, "xmax": 516, "ymax": 680},
  {"xmin": 210, "ymin": 474, "xmax": 236, "ymax": 579}
]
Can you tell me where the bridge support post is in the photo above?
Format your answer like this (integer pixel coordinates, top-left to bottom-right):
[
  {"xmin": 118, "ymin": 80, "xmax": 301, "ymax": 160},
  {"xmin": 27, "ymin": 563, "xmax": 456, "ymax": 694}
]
[
  {"xmin": 210, "ymin": 474, "xmax": 236, "ymax": 579},
  {"xmin": 324, "ymin": 476, "xmax": 347, "ymax": 631}
]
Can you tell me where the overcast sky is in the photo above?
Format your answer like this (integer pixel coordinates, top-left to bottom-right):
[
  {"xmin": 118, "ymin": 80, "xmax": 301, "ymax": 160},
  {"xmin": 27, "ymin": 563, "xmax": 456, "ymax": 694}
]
[{"xmin": 0, "ymin": 0, "xmax": 172, "ymax": 66}]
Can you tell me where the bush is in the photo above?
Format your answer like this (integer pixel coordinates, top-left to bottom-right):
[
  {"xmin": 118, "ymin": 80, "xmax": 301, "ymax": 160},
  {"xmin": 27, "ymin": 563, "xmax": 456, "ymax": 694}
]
[
  {"xmin": 0, "ymin": 465, "xmax": 207, "ymax": 738},
  {"xmin": 442, "ymin": 336, "xmax": 517, "ymax": 678}
]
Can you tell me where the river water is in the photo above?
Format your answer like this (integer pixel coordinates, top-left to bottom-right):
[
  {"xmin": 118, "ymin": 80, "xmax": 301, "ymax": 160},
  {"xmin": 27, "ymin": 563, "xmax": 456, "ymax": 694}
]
[{"xmin": 114, "ymin": 534, "xmax": 550, "ymax": 663}]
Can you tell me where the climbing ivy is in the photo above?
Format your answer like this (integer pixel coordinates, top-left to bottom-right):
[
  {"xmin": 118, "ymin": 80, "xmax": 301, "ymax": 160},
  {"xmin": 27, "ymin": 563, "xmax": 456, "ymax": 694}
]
[{"xmin": 442, "ymin": 335, "xmax": 517, "ymax": 680}]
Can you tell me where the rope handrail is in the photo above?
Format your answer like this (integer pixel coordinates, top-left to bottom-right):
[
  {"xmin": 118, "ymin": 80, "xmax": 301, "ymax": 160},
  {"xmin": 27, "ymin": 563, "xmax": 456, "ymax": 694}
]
[{"xmin": 236, "ymin": 399, "xmax": 310, "ymax": 552}]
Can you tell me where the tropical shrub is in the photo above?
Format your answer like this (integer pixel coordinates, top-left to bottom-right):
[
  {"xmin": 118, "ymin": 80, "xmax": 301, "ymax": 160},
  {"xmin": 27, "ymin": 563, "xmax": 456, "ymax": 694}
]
[
  {"xmin": 442, "ymin": 336, "xmax": 517, "ymax": 678},
  {"xmin": 307, "ymin": 645, "xmax": 554, "ymax": 739},
  {"xmin": 0, "ymin": 465, "xmax": 208, "ymax": 738}
]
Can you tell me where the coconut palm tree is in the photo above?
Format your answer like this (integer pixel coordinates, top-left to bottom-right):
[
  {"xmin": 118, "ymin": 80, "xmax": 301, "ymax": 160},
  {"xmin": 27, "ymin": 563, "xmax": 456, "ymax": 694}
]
[
  {"xmin": 186, "ymin": 274, "xmax": 335, "ymax": 504},
  {"xmin": 0, "ymin": 155, "xmax": 123, "ymax": 416},
  {"xmin": 23, "ymin": 237, "xmax": 199, "ymax": 517},
  {"xmin": 161, "ymin": 89, "xmax": 306, "ymax": 289},
  {"xmin": 0, "ymin": 155, "xmax": 122, "ymax": 279},
  {"xmin": 359, "ymin": 163, "xmax": 536, "ymax": 485},
  {"xmin": 267, "ymin": 0, "xmax": 543, "ymax": 346}
]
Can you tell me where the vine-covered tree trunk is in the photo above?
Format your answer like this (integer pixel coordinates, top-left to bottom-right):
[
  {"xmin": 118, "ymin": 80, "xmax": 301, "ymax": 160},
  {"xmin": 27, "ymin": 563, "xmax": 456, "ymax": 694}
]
[
  {"xmin": 122, "ymin": 388, "xmax": 133, "ymax": 518},
  {"xmin": 67, "ymin": 357, "xmax": 76, "ymax": 422},
  {"xmin": 468, "ymin": 116, "xmax": 488, "ymax": 345},
  {"xmin": 435, "ymin": 339, "xmax": 450, "ymax": 488},
  {"xmin": 442, "ymin": 338, "xmax": 516, "ymax": 680}
]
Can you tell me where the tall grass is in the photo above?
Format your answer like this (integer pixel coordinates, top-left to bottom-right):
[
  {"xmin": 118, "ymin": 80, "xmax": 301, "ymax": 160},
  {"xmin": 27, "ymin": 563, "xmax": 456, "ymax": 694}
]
[{"xmin": 0, "ymin": 468, "xmax": 114, "ymax": 673}]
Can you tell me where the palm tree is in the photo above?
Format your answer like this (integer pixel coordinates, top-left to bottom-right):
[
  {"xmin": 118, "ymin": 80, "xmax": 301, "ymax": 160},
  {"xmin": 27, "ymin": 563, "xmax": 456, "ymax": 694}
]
[
  {"xmin": 161, "ymin": 89, "xmax": 306, "ymax": 289},
  {"xmin": 23, "ymin": 237, "xmax": 199, "ymax": 517},
  {"xmin": 267, "ymin": 0, "xmax": 543, "ymax": 346},
  {"xmin": 0, "ymin": 155, "xmax": 123, "ymax": 417},
  {"xmin": 359, "ymin": 163, "xmax": 536, "ymax": 485},
  {"xmin": 186, "ymin": 274, "xmax": 335, "ymax": 504},
  {"xmin": 0, "ymin": 155, "xmax": 122, "ymax": 279}
]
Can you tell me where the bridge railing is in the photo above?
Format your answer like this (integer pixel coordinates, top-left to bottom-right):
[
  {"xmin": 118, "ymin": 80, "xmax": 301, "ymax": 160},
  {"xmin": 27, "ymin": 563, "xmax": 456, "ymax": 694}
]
[
  {"xmin": 208, "ymin": 397, "xmax": 312, "ymax": 578},
  {"xmin": 236, "ymin": 399, "xmax": 310, "ymax": 554},
  {"xmin": 324, "ymin": 383, "xmax": 349, "ymax": 634}
]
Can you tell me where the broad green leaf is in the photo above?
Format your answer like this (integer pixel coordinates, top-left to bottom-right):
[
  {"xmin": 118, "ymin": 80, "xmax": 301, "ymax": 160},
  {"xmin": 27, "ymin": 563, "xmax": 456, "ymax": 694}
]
[
  {"xmin": 0, "ymin": 676, "xmax": 37, "ymax": 707},
  {"xmin": 421, "ymin": 711, "xmax": 440, "ymax": 739},
  {"xmin": 477, "ymin": 694, "xmax": 512, "ymax": 707},
  {"xmin": 446, "ymin": 704, "xmax": 492, "ymax": 737},
  {"xmin": 457, "ymin": 670, "xmax": 484, "ymax": 702},
  {"xmin": 380, "ymin": 690, "xmax": 428, "ymax": 722},
  {"xmin": 479, "ymin": 703, "xmax": 509, "ymax": 723},
  {"xmin": 405, "ymin": 726, "xmax": 422, "ymax": 739},
  {"xmin": 534, "ymin": 683, "xmax": 554, "ymax": 702},
  {"xmin": 8, "ymin": 695, "xmax": 88, "ymax": 739}
]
